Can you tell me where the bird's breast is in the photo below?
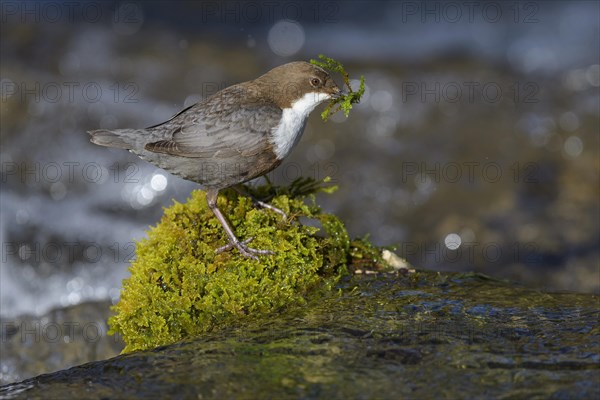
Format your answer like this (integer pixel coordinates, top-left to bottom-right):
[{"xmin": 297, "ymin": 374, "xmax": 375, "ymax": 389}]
[
  {"xmin": 270, "ymin": 108, "xmax": 307, "ymax": 160},
  {"xmin": 269, "ymin": 91, "xmax": 330, "ymax": 160}
]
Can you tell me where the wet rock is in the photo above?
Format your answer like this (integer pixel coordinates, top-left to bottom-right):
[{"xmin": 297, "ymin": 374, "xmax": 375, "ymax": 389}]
[
  {"xmin": 0, "ymin": 301, "xmax": 123, "ymax": 385},
  {"xmin": 1, "ymin": 272, "xmax": 597, "ymax": 399}
]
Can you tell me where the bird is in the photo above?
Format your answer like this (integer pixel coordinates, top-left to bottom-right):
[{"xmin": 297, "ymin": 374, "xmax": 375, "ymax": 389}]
[{"xmin": 89, "ymin": 61, "xmax": 341, "ymax": 259}]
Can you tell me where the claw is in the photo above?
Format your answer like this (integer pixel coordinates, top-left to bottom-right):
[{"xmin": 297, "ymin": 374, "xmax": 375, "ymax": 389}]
[
  {"xmin": 253, "ymin": 200, "xmax": 288, "ymax": 220},
  {"xmin": 232, "ymin": 186, "xmax": 288, "ymax": 220},
  {"xmin": 216, "ymin": 237, "xmax": 274, "ymax": 260}
]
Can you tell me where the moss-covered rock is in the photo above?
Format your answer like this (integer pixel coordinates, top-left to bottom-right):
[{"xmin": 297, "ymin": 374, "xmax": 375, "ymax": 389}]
[{"xmin": 108, "ymin": 179, "xmax": 384, "ymax": 353}]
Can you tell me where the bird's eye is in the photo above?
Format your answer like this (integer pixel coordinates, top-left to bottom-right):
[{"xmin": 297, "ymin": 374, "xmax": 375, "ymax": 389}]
[{"xmin": 310, "ymin": 77, "xmax": 321, "ymax": 87}]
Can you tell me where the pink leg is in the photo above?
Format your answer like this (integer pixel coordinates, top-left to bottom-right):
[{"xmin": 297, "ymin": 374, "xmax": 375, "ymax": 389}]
[{"xmin": 206, "ymin": 189, "xmax": 273, "ymax": 260}]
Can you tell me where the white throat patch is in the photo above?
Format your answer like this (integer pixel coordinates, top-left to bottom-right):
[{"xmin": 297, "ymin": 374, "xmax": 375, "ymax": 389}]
[{"xmin": 270, "ymin": 92, "xmax": 331, "ymax": 159}]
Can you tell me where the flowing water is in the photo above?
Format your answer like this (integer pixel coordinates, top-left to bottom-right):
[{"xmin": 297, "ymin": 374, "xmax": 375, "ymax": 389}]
[{"xmin": 1, "ymin": 0, "xmax": 598, "ymax": 392}]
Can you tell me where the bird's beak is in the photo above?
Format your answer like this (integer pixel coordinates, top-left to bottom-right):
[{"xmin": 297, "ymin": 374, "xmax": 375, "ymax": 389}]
[{"xmin": 331, "ymin": 86, "xmax": 344, "ymax": 99}]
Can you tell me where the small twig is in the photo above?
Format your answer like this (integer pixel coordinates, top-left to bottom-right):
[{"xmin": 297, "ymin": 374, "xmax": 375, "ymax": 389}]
[{"xmin": 310, "ymin": 55, "xmax": 366, "ymax": 121}]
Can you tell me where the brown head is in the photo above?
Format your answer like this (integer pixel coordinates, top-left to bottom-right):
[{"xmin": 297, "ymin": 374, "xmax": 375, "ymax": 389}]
[{"xmin": 251, "ymin": 61, "xmax": 341, "ymax": 109}]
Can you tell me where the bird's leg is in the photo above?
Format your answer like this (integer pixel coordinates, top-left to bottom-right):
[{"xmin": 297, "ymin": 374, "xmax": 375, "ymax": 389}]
[
  {"xmin": 232, "ymin": 185, "xmax": 287, "ymax": 220},
  {"xmin": 206, "ymin": 188, "xmax": 273, "ymax": 260}
]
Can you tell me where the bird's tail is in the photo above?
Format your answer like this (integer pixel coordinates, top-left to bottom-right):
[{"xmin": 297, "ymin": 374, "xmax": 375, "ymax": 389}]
[{"xmin": 88, "ymin": 129, "xmax": 146, "ymax": 150}]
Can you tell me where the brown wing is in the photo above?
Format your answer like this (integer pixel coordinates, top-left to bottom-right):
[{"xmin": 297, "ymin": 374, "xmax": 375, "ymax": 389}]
[{"xmin": 144, "ymin": 86, "xmax": 282, "ymax": 159}]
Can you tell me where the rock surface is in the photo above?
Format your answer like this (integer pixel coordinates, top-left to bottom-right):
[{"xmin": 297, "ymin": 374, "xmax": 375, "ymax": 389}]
[
  {"xmin": 0, "ymin": 301, "xmax": 124, "ymax": 385},
  {"xmin": 1, "ymin": 271, "xmax": 598, "ymax": 399}
]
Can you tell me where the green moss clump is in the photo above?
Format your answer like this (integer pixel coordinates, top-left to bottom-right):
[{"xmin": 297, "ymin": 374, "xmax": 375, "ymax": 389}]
[
  {"xmin": 310, "ymin": 54, "xmax": 366, "ymax": 121},
  {"xmin": 109, "ymin": 178, "xmax": 369, "ymax": 353}
]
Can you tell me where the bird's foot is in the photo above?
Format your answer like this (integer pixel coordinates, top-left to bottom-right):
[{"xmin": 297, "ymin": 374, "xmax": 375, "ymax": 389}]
[
  {"xmin": 216, "ymin": 237, "xmax": 274, "ymax": 260},
  {"xmin": 253, "ymin": 200, "xmax": 288, "ymax": 220},
  {"xmin": 232, "ymin": 186, "xmax": 288, "ymax": 220}
]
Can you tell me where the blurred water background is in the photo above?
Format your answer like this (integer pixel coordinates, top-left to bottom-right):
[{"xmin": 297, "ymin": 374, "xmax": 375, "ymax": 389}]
[{"xmin": 1, "ymin": 0, "xmax": 598, "ymax": 322}]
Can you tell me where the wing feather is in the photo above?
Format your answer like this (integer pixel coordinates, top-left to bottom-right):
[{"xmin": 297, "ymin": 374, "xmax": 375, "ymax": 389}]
[{"xmin": 144, "ymin": 85, "xmax": 282, "ymax": 159}]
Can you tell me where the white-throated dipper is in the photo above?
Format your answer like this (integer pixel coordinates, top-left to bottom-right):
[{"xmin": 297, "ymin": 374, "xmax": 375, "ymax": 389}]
[{"xmin": 89, "ymin": 61, "xmax": 341, "ymax": 259}]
